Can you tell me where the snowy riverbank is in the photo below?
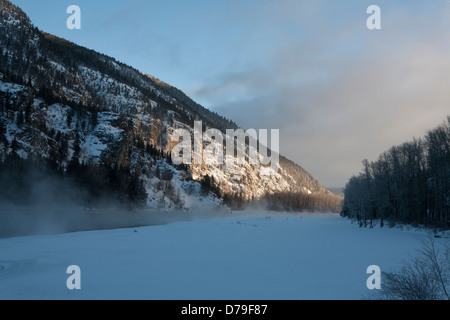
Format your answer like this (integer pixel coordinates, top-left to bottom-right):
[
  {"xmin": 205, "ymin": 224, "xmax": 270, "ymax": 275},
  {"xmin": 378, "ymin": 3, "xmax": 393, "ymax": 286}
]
[{"xmin": 0, "ymin": 213, "xmax": 438, "ymax": 300}]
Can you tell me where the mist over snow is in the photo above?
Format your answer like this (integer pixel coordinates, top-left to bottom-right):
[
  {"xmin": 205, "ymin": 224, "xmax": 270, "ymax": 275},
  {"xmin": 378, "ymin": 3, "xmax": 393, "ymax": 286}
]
[{"xmin": 0, "ymin": 0, "xmax": 334, "ymax": 237}]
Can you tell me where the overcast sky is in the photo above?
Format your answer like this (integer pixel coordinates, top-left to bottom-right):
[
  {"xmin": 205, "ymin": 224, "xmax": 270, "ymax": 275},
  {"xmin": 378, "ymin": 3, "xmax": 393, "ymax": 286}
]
[{"xmin": 11, "ymin": 0, "xmax": 450, "ymax": 187}]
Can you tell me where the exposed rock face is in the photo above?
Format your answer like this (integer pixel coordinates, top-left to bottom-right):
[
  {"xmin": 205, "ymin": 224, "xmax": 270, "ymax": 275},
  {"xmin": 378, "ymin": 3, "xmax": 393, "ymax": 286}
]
[{"xmin": 0, "ymin": 0, "xmax": 330, "ymax": 209}]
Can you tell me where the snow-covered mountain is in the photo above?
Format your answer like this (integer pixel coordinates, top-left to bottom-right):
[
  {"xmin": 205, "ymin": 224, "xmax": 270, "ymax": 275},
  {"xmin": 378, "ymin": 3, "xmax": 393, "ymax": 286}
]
[{"xmin": 0, "ymin": 0, "xmax": 330, "ymax": 210}]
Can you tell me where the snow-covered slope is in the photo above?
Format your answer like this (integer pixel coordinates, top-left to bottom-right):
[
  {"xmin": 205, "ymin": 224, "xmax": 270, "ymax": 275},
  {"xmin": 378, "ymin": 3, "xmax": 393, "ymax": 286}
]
[
  {"xmin": 0, "ymin": 0, "xmax": 330, "ymax": 210},
  {"xmin": 0, "ymin": 214, "xmax": 436, "ymax": 300}
]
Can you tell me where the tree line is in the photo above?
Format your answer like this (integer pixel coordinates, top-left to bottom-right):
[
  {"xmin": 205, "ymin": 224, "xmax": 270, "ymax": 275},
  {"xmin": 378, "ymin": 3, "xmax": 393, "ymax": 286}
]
[
  {"xmin": 341, "ymin": 116, "xmax": 450, "ymax": 228},
  {"xmin": 0, "ymin": 151, "xmax": 148, "ymax": 209},
  {"xmin": 199, "ymin": 174, "xmax": 342, "ymax": 212},
  {"xmin": 256, "ymin": 192, "xmax": 342, "ymax": 213}
]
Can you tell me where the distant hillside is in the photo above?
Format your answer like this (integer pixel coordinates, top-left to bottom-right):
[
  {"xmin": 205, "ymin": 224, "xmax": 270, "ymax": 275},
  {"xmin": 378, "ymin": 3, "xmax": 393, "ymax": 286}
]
[{"xmin": 0, "ymin": 0, "xmax": 330, "ymax": 210}]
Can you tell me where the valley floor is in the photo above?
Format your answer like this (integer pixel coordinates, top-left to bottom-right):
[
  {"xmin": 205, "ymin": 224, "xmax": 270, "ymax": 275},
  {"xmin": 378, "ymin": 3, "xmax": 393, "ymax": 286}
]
[{"xmin": 0, "ymin": 213, "xmax": 441, "ymax": 300}]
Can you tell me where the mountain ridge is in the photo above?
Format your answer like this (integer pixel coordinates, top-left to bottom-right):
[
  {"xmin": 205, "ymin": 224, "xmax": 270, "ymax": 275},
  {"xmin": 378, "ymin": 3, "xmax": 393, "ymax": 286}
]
[{"xmin": 0, "ymin": 0, "xmax": 332, "ymax": 211}]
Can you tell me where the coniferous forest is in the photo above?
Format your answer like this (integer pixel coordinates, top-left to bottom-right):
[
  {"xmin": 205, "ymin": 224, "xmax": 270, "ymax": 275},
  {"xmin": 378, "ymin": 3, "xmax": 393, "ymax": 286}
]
[
  {"xmin": 0, "ymin": 0, "xmax": 334, "ymax": 214},
  {"xmin": 341, "ymin": 116, "xmax": 450, "ymax": 228}
]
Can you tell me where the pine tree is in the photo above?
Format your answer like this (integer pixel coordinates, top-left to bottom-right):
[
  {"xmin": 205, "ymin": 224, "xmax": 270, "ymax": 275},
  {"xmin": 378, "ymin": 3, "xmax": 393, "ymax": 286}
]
[
  {"xmin": 67, "ymin": 133, "xmax": 81, "ymax": 173},
  {"xmin": 73, "ymin": 132, "xmax": 81, "ymax": 159},
  {"xmin": 16, "ymin": 111, "xmax": 24, "ymax": 127},
  {"xmin": 66, "ymin": 109, "xmax": 73, "ymax": 127},
  {"xmin": 0, "ymin": 122, "xmax": 8, "ymax": 153},
  {"xmin": 10, "ymin": 137, "xmax": 19, "ymax": 153},
  {"xmin": 127, "ymin": 170, "xmax": 147, "ymax": 207},
  {"xmin": 24, "ymin": 100, "xmax": 32, "ymax": 124},
  {"xmin": 90, "ymin": 110, "xmax": 98, "ymax": 130}
]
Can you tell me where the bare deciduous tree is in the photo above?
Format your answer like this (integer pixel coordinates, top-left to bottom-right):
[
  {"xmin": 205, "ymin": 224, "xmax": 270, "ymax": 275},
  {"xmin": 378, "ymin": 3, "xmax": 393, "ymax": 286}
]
[
  {"xmin": 377, "ymin": 237, "xmax": 449, "ymax": 300},
  {"xmin": 343, "ymin": 116, "xmax": 450, "ymax": 227}
]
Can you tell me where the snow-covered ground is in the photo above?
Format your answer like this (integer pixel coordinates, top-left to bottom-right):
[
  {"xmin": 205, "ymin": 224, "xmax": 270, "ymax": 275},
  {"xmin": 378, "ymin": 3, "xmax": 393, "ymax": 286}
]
[{"xmin": 0, "ymin": 213, "xmax": 442, "ymax": 300}]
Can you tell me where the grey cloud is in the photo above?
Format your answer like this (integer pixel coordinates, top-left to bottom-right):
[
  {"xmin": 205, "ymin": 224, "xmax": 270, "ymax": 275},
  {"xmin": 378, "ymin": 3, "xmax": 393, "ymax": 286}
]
[{"xmin": 187, "ymin": 1, "xmax": 450, "ymax": 188}]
